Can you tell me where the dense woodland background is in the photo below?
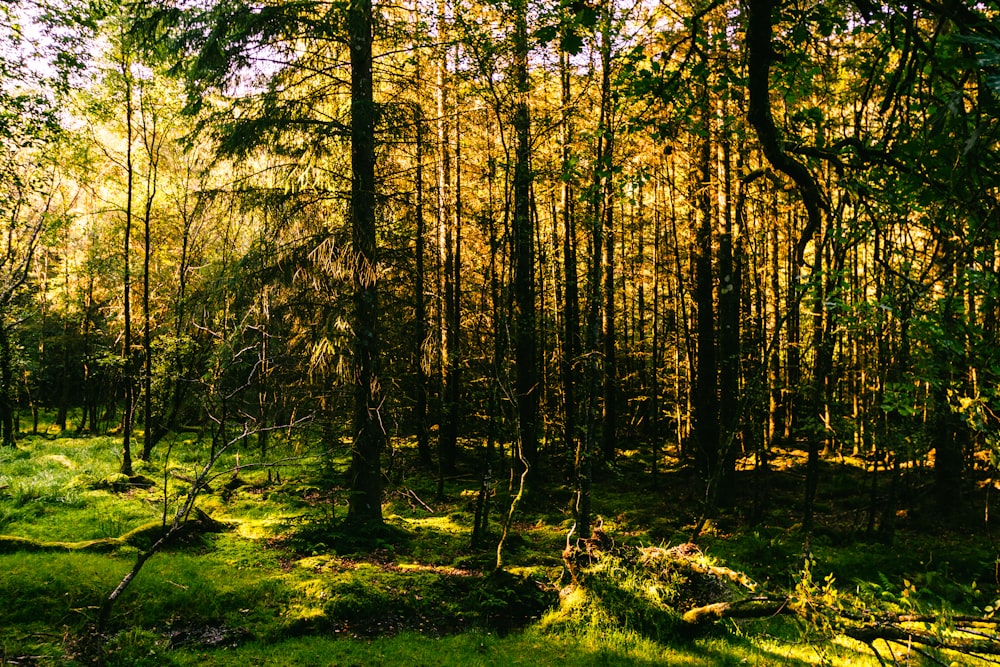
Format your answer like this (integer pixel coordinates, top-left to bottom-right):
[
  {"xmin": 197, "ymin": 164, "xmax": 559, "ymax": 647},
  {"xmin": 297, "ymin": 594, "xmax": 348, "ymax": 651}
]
[{"xmin": 3, "ymin": 0, "xmax": 1000, "ymax": 544}]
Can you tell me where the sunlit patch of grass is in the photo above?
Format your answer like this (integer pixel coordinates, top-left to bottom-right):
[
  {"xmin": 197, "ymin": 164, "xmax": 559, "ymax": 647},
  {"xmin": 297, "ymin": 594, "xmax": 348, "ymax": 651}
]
[
  {"xmin": 40, "ymin": 453, "xmax": 76, "ymax": 469},
  {"xmin": 161, "ymin": 624, "xmax": 875, "ymax": 667},
  {"xmin": 402, "ymin": 513, "xmax": 468, "ymax": 534},
  {"xmin": 232, "ymin": 518, "xmax": 287, "ymax": 539}
]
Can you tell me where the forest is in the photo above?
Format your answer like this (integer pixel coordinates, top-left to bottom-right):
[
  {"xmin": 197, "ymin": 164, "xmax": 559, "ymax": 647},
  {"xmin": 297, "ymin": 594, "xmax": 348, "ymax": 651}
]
[{"xmin": 2, "ymin": 0, "xmax": 1000, "ymax": 664}]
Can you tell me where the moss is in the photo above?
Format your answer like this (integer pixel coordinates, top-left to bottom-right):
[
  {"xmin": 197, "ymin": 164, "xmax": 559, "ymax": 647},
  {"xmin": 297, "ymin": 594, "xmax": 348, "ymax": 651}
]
[{"xmin": 0, "ymin": 533, "xmax": 121, "ymax": 553}]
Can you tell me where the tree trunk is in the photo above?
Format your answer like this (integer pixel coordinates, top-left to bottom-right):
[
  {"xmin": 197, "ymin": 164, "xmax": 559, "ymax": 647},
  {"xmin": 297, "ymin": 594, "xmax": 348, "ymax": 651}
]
[
  {"xmin": 413, "ymin": 102, "xmax": 433, "ymax": 469},
  {"xmin": 0, "ymin": 322, "xmax": 15, "ymax": 447},
  {"xmin": 473, "ymin": 134, "xmax": 500, "ymax": 548},
  {"xmin": 746, "ymin": 0, "xmax": 830, "ymax": 530},
  {"xmin": 598, "ymin": 3, "xmax": 617, "ymax": 464},
  {"xmin": 120, "ymin": 49, "xmax": 135, "ymax": 477},
  {"xmin": 649, "ymin": 176, "xmax": 663, "ymax": 484},
  {"xmin": 512, "ymin": 0, "xmax": 538, "ymax": 487},
  {"xmin": 346, "ymin": 0, "xmax": 383, "ymax": 526},
  {"xmin": 693, "ymin": 95, "xmax": 719, "ymax": 482},
  {"xmin": 717, "ymin": 98, "xmax": 740, "ymax": 504},
  {"xmin": 140, "ymin": 99, "xmax": 160, "ymax": 462},
  {"xmin": 558, "ymin": 39, "xmax": 588, "ymax": 538},
  {"xmin": 436, "ymin": 14, "xmax": 459, "ymax": 482}
]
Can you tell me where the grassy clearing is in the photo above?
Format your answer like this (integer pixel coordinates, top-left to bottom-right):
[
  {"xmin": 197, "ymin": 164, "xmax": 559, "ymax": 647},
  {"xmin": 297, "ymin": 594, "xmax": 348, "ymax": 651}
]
[{"xmin": 0, "ymin": 423, "xmax": 996, "ymax": 666}]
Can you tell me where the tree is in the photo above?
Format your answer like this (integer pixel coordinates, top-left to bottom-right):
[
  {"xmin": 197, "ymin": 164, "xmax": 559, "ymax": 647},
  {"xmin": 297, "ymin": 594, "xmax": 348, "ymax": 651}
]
[
  {"xmin": 510, "ymin": 0, "xmax": 538, "ymax": 489},
  {"xmin": 0, "ymin": 13, "xmax": 61, "ymax": 446},
  {"xmin": 346, "ymin": 0, "xmax": 384, "ymax": 526}
]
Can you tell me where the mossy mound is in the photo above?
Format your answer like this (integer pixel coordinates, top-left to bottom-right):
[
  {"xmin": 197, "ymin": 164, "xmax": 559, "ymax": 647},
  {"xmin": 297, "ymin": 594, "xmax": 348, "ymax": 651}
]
[
  {"xmin": 547, "ymin": 541, "xmax": 754, "ymax": 641},
  {"xmin": 0, "ymin": 508, "xmax": 227, "ymax": 553}
]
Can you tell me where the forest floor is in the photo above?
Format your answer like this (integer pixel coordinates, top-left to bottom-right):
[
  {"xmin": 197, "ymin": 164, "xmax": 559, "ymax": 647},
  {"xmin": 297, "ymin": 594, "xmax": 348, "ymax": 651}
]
[{"xmin": 0, "ymin": 421, "xmax": 997, "ymax": 666}]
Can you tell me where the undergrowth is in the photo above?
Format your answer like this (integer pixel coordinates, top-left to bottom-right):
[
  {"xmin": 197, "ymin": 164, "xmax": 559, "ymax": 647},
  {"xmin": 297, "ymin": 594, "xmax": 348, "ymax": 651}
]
[{"xmin": 0, "ymin": 420, "xmax": 995, "ymax": 666}]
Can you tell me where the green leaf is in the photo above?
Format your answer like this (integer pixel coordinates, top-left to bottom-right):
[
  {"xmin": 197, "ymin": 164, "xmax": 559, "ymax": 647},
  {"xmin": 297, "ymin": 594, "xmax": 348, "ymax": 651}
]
[
  {"xmin": 535, "ymin": 24, "xmax": 558, "ymax": 46},
  {"xmin": 561, "ymin": 30, "xmax": 584, "ymax": 55}
]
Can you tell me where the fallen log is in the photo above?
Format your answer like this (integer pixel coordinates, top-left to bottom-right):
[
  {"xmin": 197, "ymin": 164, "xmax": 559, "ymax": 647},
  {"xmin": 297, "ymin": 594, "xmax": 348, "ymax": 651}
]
[
  {"xmin": 682, "ymin": 596, "xmax": 790, "ymax": 625},
  {"xmin": 681, "ymin": 594, "xmax": 1000, "ymax": 661},
  {"xmin": 558, "ymin": 529, "xmax": 1000, "ymax": 665},
  {"xmin": 0, "ymin": 509, "xmax": 227, "ymax": 554}
]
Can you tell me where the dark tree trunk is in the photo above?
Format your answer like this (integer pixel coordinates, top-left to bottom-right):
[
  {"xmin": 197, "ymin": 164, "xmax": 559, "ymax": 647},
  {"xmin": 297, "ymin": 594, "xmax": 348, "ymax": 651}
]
[
  {"xmin": 140, "ymin": 110, "xmax": 160, "ymax": 462},
  {"xmin": 413, "ymin": 103, "xmax": 433, "ymax": 469},
  {"xmin": 472, "ymin": 137, "xmax": 501, "ymax": 548},
  {"xmin": 437, "ymin": 23, "xmax": 459, "ymax": 482},
  {"xmin": 717, "ymin": 100, "xmax": 740, "ymax": 504},
  {"xmin": 512, "ymin": 0, "xmax": 538, "ymax": 486},
  {"xmin": 933, "ymin": 294, "xmax": 966, "ymax": 514},
  {"xmin": 693, "ymin": 97, "xmax": 719, "ymax": 481},
  {"xmin": 601, "ymin": 178, "xmax": 617, "ymax": 464},
  {"xmin": 120, "ymin": 51, "xmax": 135, "ymax": 477},
  {"xmin": 0, "ymin": 322, "xmax": 15, "ymax": 447},
  {"xmin": 746, "ymin": 0, "xmax": 830, "ymax": 531},
  {"xmin": 559, "ymin": 46, "xmax": 588, "ymax": 536},
  {"xmin": 598, "ymin": 6, "xmax": 617, "ymax": 464},
  {"xmin": 346, "ymin": 0, "xmax": 383, "ymax": 526},
  {"xmin": 649, "ymin": 176, "xmax": 663, "ymax": 485},
  {"xmin": 56, "ymin": 287, "xmax": 70, "ymax": 431},
  {"xmin": 80, "ymin": 285, "xmax": 96, "ymax": 433}
]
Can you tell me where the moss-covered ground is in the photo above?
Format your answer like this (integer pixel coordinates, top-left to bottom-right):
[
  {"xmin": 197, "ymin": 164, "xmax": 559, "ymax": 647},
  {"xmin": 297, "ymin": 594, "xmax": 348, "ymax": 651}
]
[{"xmin": 0, "ymin": 420, "xmax": 996, "ymax": 666}]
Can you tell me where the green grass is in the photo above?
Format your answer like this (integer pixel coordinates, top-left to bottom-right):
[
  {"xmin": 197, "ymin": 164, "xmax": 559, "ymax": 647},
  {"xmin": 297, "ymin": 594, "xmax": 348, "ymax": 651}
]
[
  {"xmin": 0, "ymin": 423, "xmax": 995, "ymax": 666},
  {"xmin": 161, "ymin": 628, "xmax": 857, "ymax": 667}
]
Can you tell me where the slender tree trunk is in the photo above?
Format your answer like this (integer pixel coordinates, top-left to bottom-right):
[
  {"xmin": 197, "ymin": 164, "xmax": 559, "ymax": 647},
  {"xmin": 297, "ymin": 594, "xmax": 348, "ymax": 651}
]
[
  {"xmin": 140, "ymin": 100, "xmax": 160, "ymax": 461},
  {"xmin": 0, "ymin": 322, "xmax": 15, "ymax": 447},
  {"xmin": 257, "ymin": 287, "xmax": 271, "ymax": 478},
  {"xmin": 413, "ymin": 103, "xmax": 433, "ymax": 469},
  {"xmin": 473, "ymin": 133, "xmax": 500, "ymax": 548},
  {"xmin": 452, "ymin": 113, "xmax": 462, "ymax": 443},
  {"xmin": 559, "ymin": 46, "xmax": 586, "ymax": 537},
  {"xmin": 346, "ymin": 0, "xmax": 383, "ymax": 526},
  {"xmin": 120, "ymin": 50, "xmax": 135, "ymax": 477},
  {"xmin": 649, "ymin": 175, "xmax": 662, "ymax": 485},
  {"xmin": 666, "ymin": 158, "xmax": 692, "ymax": 454},
  {"xmin": 746, "ymin": 0, "xmax": 830, "ymax": 530},
  {"xmin": 512, "ymin": 0, "xmax": 538, "ymax": 487},
  {"xmin": 718, "ymin": 101, "xmax": 740, "ymax": 504},
  {"xmin": 803, "ymin": 229, "xmax": 827, "ymax": 531},
  {"xmin": 56, "ymin": 247, "xmax": 72, "ymax": 431},
  {"xmin": 77, "ymin": 275, "xmax": 94, "ymax": 434},
  {"xmin": 598, "ymin": 4, "xmax": 617, "ymax": 464},
  {"xmin": 436, "ymin": 13, "xmax": 459, "ymax": 482},
  {"xmin": 693, "ymin": 94, "xmax": 719, "ymax": 482},
  {"xmin": 934, "ymin": 290, "xmax": 966, "ymax": 514},
  {"xmin": 768, "ymin": 220, "xmax": 781, "ymax": 450}
]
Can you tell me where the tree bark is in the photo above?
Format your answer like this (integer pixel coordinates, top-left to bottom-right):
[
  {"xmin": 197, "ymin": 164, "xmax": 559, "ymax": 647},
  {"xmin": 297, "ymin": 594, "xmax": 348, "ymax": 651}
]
[
  {"xmin": 0, "ymin": 322, "xmax": 15, "ymax": 447},
  {"xmin": 746, "ymin": 0, "xmax": 831, "ymax": 530},
  {"xmin": 436, "ymin": 13, "xmax": 460, "ymax": 481},
  {"xmin": 120, "ymin": 47, "xmax": 135, "ymax": 477},
  {"xmin": 346, "ymin": 0, "xmax": 383, "ymax": 526},
  {"xmin": 717, "ymin": 94, "xmax": 740, "ymax": 504},
  {"xmin": 598, "ymin": 2, "xmax": 617, "ymax": 464},
  {"xmin": 557, "ymin": 34, "xmax": 587, "ymax": 539},
  {"xmin": 140, "ymin": 93, "xmax": 160, "ymax": 462},
  {"xmin": 413, "ymin": 102, "xmax": 433, "ymax": 469},
  {"xmin": 512, "ymin": 0, "xmax": 538, "ymax": 487},
  {"xmin": 693, "ymin": 93, "xmax": 719, "ymax": 481}
]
